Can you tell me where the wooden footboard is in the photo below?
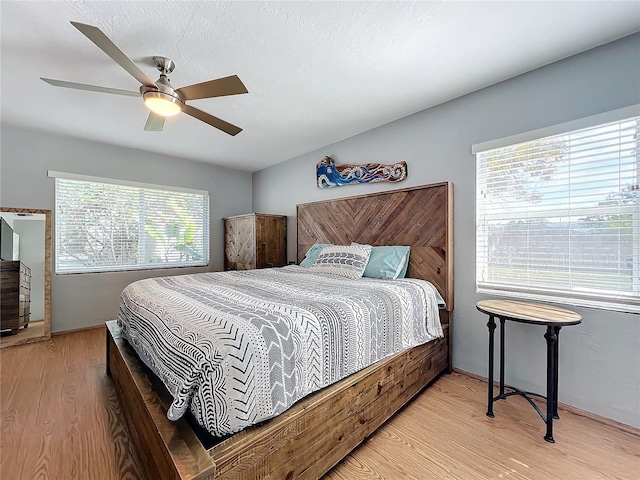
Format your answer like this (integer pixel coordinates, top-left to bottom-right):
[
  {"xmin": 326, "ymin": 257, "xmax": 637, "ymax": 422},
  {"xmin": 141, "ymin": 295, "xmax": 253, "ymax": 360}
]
[
  {"xmin": 106, "ymin": 321, "xmax": 216, "ymax": 479},
  {"xmin": 106, "ymin": 321, "xmax": 449, "ymax": 480}
]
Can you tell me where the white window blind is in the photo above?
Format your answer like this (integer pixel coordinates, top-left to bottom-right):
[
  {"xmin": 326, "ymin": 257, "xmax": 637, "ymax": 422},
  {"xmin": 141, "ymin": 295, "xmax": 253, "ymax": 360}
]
[
  {"xmin": 52, "ymin": 173, "xmax": 209, "ymax": 274},
  {"xmin": 476, "ymin": 114, "xmax": 640, "ymax": 313}
]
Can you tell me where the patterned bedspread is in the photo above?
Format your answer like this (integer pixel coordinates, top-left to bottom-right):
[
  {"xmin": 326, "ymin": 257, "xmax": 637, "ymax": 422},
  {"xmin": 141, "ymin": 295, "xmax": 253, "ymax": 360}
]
[{"xmin": 117, "ymin": 266, "xmax": 443, "ymax": 437}]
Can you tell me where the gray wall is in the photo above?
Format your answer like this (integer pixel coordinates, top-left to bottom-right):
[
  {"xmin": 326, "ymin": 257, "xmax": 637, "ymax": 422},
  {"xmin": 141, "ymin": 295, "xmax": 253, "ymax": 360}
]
[
  {"xmin": 252, "ymin": 33, "xmax": 640, "ymax": 427},
  {"xmin": 0, "ymin": 126, "xmax": 253, "ymax": 332}
]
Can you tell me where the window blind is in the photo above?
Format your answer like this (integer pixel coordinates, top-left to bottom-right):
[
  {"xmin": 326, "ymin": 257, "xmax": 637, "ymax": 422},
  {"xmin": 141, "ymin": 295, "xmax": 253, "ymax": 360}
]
[
  {"xmin": 476, "ymin": 115, "xmax": 640, "ymax": 313},
  {"xmin": 53, "ymin": 175, "xmax": 209, "ymax": 273}
]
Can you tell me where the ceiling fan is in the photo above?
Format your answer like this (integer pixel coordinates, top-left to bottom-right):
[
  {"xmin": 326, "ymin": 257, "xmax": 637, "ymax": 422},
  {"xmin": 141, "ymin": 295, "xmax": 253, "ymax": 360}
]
[{"xmin": 41, "ymin": 21, "xmax": 248, "ymax": 135}]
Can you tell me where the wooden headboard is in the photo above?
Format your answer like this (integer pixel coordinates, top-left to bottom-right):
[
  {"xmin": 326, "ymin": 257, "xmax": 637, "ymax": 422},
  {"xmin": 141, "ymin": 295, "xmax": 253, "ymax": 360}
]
[{"xmin": 296, "ymin": 182, "xmax": 454, "ymax": 313}]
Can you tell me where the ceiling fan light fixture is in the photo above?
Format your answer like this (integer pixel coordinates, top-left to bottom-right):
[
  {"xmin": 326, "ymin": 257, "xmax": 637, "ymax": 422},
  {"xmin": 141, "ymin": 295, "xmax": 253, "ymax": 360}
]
[
  {"xmin": 143, "ymin": 91, "xmax": 183, "ymax": 116},
  {"xmin": 44, "ymin": 24, "xmax": 246, "ymax": 134}
]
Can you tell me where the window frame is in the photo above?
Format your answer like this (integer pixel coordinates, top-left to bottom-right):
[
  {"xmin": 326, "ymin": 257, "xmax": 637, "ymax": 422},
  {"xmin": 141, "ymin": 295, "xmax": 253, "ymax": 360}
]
[
  {"xmin": 473, "ymin": 105, "xmax": 640, "ymax": 314},
  {"xmin": 49, "ymin": 171, "xmax": 210, "ymax": 274}
]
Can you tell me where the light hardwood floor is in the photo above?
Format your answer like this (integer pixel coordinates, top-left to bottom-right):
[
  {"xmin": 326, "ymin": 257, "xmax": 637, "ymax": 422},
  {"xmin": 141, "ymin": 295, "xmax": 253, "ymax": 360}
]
[{"xmin": 1, "ymin": 327, "xmax": 638, "ymax": 479}]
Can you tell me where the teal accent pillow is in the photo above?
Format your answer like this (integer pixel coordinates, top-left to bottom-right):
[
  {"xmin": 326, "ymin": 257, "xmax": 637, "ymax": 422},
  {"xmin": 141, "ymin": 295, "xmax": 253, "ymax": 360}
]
[
  {"xmin": 355, "ymin": 244, "xmax": 410, "ymax": 280},
  {"xmin": 300, "ymin": 243, "xmax": 333, "ymax": 267}
]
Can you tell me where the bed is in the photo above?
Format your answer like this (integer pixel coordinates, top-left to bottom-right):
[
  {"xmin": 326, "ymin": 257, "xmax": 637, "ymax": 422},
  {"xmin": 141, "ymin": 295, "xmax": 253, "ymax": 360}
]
[{"xmin": 106, "ymin": 181, "xmax": 454, "ymax": 480}]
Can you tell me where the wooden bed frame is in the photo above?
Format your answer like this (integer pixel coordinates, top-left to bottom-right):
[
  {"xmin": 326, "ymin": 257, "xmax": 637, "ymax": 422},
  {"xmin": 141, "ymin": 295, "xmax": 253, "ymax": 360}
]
[{"xmin": 106, "ymin": 181, "xmax": 453, "ymax": 480}]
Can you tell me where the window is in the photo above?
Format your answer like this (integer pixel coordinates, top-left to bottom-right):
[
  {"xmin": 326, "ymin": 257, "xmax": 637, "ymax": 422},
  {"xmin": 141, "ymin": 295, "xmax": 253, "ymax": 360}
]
[
  {"xmin": 474, "ymin": 106, "xmax": 640, "ymax": 313},
  {"xmin": 50, "ymin": 171, "xmax": 209, "ymax": 274}
]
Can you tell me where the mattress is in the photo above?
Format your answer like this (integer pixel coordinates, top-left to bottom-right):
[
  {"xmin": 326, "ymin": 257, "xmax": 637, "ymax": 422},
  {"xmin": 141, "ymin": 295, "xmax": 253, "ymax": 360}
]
[{"xmin": 117, "ymin": 265, "xmax": 443, "ymax": 437}]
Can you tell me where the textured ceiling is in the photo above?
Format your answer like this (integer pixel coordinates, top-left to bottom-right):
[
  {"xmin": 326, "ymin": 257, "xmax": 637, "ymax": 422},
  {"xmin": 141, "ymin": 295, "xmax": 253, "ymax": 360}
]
[{"xmin": 1, "ymin": 1, "xmax": 639, "ymax": 172}]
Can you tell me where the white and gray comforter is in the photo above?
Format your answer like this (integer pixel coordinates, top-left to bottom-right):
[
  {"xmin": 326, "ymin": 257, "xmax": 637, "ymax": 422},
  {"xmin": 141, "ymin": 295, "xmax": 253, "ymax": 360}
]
[{"xmin": 117, "ymin": 265, "xmax": 443, "ymax": 437}]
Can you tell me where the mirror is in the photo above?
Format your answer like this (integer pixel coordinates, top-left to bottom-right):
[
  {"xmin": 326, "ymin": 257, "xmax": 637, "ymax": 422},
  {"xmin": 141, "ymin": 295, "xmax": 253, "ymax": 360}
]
[{"xmin": 0, "ymin": 208, "xmax": 51, "ymax": 348}]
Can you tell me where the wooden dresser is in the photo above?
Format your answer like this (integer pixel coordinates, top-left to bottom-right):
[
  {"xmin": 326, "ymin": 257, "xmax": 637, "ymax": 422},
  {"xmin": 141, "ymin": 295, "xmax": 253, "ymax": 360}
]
[
  {"xmin": 0, "ymin": 261, "xmax": 31, "ymax": 334},
  {"xmin": 224, "ymin": 213, "xmax": 287, "ymax": 270}
]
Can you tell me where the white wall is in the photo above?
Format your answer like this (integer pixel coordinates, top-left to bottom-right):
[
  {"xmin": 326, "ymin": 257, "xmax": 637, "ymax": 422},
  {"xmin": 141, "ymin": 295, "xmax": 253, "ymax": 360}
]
[
  {"xmin": 252, "ymin": 33, "xmax": 640, "ymax": 427},
  {"xmin": 0, "ymin": 126, "xmax": 253, "ymax": 332}
]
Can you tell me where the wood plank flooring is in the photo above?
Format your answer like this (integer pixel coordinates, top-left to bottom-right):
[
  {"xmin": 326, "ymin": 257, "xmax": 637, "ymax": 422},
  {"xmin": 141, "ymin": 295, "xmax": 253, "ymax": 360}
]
[
  {"xmin": 1, "ymin": 327, "xmax": 144, "ymax": 479},
  {"xmin": 1, "ymin": 327, "xmax": 638, "ymax": 479}
]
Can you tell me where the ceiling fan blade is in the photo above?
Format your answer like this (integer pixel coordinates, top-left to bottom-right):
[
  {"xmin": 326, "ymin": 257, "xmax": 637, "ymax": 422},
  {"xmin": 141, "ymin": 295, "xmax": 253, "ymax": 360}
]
[
  {"xmin": 41, "ymin": 78, "xmax": 140, "ymax": 97},
  {"xmin": 70, "ymin": 21, "xmax": 157, "ymax": 88},
  {"xmin": 182, "ymin": 105, "xmax": 242, "ymax": 136},
  {"xmin": 144, "ymin": 112, "xmax": 165, "ymax": 132},
  {"xmin": 176, "ymin": 75, "xmax": 248, "ymax": 101}
]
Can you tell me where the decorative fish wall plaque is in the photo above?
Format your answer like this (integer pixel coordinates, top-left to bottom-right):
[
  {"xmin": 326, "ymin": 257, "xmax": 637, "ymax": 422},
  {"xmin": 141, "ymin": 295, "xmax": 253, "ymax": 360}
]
[{"xmin": 316, "ymin": 156, "xmax": 407, "ymax": 189}]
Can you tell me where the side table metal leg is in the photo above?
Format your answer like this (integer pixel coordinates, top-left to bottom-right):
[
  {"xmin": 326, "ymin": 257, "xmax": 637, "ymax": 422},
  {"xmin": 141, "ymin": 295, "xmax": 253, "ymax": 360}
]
[
  {"xmin": 487, "ymin": 314, "xmax": 496, "ymax": 418},
  {"xmin": 499, "ymin": 317, "xmax": 505, "ymax": 396},
  {"xmin": 553, "ymin": 326, "xmax": 561, "ymax": 419},
  {"xmin": 544, "ymin": 326, "xmax": 557, "ymax": 443}
]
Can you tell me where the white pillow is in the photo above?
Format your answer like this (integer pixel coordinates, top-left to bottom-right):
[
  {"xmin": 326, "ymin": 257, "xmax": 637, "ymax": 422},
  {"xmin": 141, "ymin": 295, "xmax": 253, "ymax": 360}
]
[{"xmin": 308, "ymin": 244, "xmax": 372, "ymax": 279}]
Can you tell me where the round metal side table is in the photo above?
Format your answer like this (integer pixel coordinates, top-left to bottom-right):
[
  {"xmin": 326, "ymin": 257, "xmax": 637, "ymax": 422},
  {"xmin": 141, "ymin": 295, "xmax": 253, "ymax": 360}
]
[{"xmin": 476, "ymin": 299, "xmax": 582, "ymax": 443}]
